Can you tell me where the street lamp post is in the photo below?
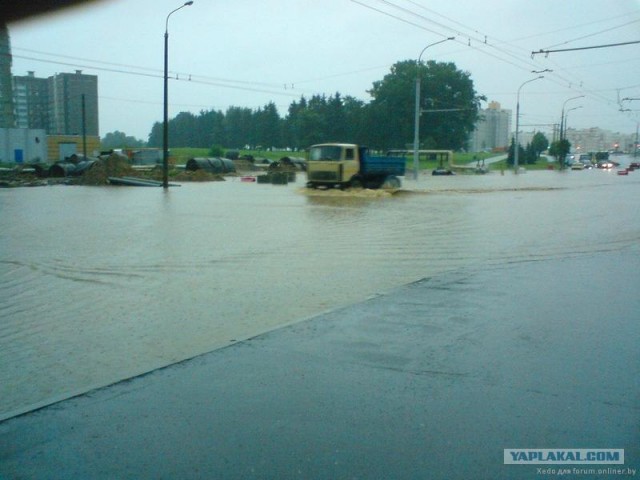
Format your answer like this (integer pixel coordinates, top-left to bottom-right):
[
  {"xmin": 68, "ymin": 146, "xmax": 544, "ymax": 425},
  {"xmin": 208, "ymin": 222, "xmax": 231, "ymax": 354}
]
[
  {"xmin": 563, "ymin": 105, "xmax": 582, "ymax": 138},
  {"xmin": 563, "ymin": 106, "xmax": 582, "ymax": 165},
  {"xmin": 559, "ymin": 95, "xmax": 584, "ymax": 142},
  {"xmin": 514, "ymin": 76, "xmax": 544, "ymax": 172},
  {"xmin": 163, "ymin": 1, "xmax": 194, "ymax": 189},
  {"xmin": 413, "ymin": 37, "xmax": 454, "ymax": 181},
  {"xmin": 556, "ymin": 95, "xmax": 584, "ymax": 169}
]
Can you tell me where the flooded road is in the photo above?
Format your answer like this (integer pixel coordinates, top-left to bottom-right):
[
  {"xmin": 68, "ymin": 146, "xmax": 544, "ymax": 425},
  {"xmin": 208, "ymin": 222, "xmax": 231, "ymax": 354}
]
[{"xmin": 1, "ymin": 161, "xmax": 639, "ymax": 420}]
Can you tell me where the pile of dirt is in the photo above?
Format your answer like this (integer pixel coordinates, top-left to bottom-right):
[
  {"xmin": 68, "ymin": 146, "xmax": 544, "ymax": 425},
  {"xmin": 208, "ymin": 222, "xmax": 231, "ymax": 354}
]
[
  {"xmin": 268, "ymin": 158, "xmax": 302, "ymax": 172},
  {"xmin": 4, "ymin": 153, "xmax": 231, "ymax": 187},
  {"xmin": 233, "ymin": 159, "xmax": 258, "ymax": 172},
  {"xmin": 171, "ymin": 169, "xmax": 225, "ymax": 182},
  {"xmin": 0, "ymin": 171, "xmax": 47, "ymax": 188},
  {"xmin": 141, "ymin": 167, "xmax": 224, "ymax": 182},
  {"xmin": 79, "ymin": 153, "xmax": 134, "ymax": 185}
]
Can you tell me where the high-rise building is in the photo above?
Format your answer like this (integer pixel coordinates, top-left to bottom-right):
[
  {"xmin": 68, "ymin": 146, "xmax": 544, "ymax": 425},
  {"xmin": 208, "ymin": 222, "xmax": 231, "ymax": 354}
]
[
  {"xmin": 48, "ymin": 70, "xmax": 99, "ymax": 136},
  {"xmin": 13, "ymin": 71, "xmax": 49, "ymax": 129},
  {"xmin": 0, "ymin": 24, "xmax": 16, "ymax": 128},
  {"xmin": 469, "ymin": 101, "xmax": 511, "ymax": 152}
]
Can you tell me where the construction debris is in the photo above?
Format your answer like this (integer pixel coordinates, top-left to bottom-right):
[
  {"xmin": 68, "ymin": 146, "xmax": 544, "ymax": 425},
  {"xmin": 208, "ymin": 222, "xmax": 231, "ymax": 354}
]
[{"xmin": 0, "ymin": 152, "xmax": 229, "ymax": 187}]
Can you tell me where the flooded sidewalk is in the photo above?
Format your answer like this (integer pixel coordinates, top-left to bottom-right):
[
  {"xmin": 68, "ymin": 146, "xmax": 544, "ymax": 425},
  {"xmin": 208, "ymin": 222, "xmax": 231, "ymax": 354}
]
[{"xmin": 1, "ymin": 246, "xmax": 638, "ymax": 479}]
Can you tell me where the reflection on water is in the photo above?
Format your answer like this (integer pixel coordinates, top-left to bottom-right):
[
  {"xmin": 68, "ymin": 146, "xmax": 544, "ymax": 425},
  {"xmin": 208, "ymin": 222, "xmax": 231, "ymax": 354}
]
[{"xmin": 1, "ymin": 163, "xmax": 639, "ymax": 419}]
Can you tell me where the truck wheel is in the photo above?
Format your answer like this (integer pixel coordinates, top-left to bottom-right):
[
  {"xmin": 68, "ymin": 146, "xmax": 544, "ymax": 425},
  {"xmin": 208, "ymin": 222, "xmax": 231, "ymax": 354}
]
[
  {"xmin": 381, "ymin": 175, "xmax": 401, "ymax": 189},
  {"xmin": 349, "ymin": 178, "xmax": 363, "ymax": 189}
]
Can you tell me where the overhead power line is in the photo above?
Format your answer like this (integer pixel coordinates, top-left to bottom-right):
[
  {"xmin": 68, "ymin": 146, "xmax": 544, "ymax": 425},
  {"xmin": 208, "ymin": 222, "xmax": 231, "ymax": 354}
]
[
  {"xmin": 507, "ymin": 10, "xmax": 640, "ymax": 43},
  {"xmin": 349, "ymin": 0, "xmax": 447, "ymax": 38},
  {"xmin": 10, "ymin": 53, "xmax": 302, "ymax": 98},
  {"xmin": 11, "ymin": 47, "xmax": 290, "ymax": 91},
  {"xmin": 350, "ymin": 0, "xmax": 636, "ymax": 122},
  {"xmin": 350, "ymin": 0, "xmax": 588, "ymax": 93},
  {"xmin": 541, "ymin": 18, "xmax": 640, "ymax": 50},
  {"xmin": 532, "ymin": 40, "xmax": 640, "ymax": 57}
]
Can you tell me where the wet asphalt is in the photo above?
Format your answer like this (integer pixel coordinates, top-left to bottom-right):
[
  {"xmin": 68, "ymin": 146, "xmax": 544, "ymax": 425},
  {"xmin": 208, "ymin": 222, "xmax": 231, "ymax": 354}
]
[{"xmin": 1, "ymin": 247, "xmax": 638, "ymax": 479}]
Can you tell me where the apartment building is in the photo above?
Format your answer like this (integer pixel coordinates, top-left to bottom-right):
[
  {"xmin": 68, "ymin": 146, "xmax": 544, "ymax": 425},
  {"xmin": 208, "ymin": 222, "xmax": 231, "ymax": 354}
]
[
  {"xmin": 48, "ymin": 70, "xmax": 99, "ymax": 136},
  {"xmin": 469, "ymin": 101, "xmax": 511, "ymax": 152},
  {"xmin": 0, "ymin": 24, "xmax": 15, "ymax": 128},
  {"xmin": 13, "ymin": 71, "xmax": 49, "ymax": 129}
]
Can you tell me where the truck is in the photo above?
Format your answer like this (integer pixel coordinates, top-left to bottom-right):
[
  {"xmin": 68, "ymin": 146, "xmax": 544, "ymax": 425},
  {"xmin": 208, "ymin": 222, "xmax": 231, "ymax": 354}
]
[{"xmin": 306, "ymin": 143, "xmax": 405, "ymax": 189}]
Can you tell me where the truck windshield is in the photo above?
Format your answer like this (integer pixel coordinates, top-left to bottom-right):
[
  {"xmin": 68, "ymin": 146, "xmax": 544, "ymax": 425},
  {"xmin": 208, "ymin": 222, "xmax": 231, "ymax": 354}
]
[{"xmin": 309, "ymin": 146, "xmax": 342, "ymax": 161}]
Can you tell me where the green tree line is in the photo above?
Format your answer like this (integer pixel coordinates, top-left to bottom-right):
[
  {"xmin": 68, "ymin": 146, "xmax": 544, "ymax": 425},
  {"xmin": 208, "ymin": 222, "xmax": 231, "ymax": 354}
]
[
  {"xmin": 507, "ymin": 131, "xmax": 550, "ymax": 165},
  {"xmin": 147, "ymin": 60, "xmax": 485, "ymax": 152}
]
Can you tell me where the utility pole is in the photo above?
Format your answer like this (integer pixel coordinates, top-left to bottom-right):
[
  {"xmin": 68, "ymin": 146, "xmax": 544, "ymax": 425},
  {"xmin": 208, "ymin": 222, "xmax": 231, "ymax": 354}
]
[
  {"xmin": 558, "ymin": 95, "xmax": 584, "ymax": 169},
  {"xmin": 82, "ymin": 94, "xmax": 87, "ymax": 160},
  {"xmin": 514, "ymin": 76, "xmax": 544, "ymax": 172},
  {"xmin": 413, "ymin": 37, "xmax": 454, "ymax": 181},
  {"xmin": 163, "ymin": 1, "xmax": 194, "ymax": 189}
]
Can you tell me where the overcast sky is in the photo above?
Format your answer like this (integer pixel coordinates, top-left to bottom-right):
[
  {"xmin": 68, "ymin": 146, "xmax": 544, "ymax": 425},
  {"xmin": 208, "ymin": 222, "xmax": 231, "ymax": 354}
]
[{"xmin": 7, "ymin": 0, "xmax": 640, "ymax": 142}]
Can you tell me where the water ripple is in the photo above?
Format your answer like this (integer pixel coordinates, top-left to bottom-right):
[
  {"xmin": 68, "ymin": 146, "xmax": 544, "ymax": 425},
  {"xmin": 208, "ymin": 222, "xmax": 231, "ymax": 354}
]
[{"xmin": 1, "ymin": 168, "xmax": 638, "ymax": 419}]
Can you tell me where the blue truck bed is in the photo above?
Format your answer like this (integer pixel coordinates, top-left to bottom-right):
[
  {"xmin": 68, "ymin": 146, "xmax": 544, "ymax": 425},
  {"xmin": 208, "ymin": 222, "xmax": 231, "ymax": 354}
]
[{"xmin": 360, "ymin": 154, "xmax": 406, "ymax": 177}]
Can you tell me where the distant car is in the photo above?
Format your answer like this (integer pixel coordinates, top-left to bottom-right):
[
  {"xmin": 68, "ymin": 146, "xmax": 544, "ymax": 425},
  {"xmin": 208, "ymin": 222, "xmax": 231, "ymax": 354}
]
[
  {"xmin": 578, "ymin": 154, "xmax": 593, "ymax": 165},
  {"xmin": 597, "ymin": 161, "xmax": 615, "ymax": 169},
  {"xmin": 571, "ymin": 162, "xmax": 585, "ymax": 170},
  {"xmin": 432, "ymin": 168, "xmax": 455, "ymax": 175},
  {"xmin": 628, "ymin": 162, "xmax": 640, "ymax": 171}
]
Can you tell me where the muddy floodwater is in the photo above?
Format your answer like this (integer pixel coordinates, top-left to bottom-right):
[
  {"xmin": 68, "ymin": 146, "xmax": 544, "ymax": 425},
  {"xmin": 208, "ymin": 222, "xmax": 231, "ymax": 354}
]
[{"xmin": 1, "ymin": 161, "xmax": 639, "ymax": 420}]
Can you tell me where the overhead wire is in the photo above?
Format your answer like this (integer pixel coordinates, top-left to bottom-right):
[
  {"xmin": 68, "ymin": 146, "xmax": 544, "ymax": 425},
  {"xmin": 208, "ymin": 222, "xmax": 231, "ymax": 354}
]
[
  {"xmin": 541, "ymin": 18, "xmax": 640, "ymax": 50},
  {"xmin": 352, "ymin": 0, "xmax": 637, "ymax": 123},
  {"xmin": 11, "ymin": 46, "xmax": 291, "ymax": 91},
  {"xmin": 508, "ymin": 10, "xmax": 640, "ymax": 43},
  {"xmin": 9, "ymin": 51, "xmax": 308, "ymax": 120},
  {"xmin": 11, "ymin": 3, "xmax": 639, "ymax": 126},
  {"xmin": 10, "ymin": 52, "xmax": 305, "ymax": 101},
  {"xmin": 366, "ymin": 0, "xmax": 583, "ymax": 94}
]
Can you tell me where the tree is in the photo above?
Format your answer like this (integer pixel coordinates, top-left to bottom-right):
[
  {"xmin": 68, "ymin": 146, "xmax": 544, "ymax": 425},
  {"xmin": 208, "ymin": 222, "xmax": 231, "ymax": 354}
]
[
  {"xmin": 101, "ymin": 130, "xmax": 146, "ymax": 149},
  {"xmin": 170, "ymin": 111, "xmax": 198, "ymax": 147},
  {"xmin": 147, "ymin": 122, "xmax": 162, "ymax": 147},
  {"xmin": 323, "ymin": 93, "xmax": 347, "ymax": 141},
  {"xmin": 507, "ymin": 137, "xmax": 525, "ymax": 166},
  {"xmin": 254, "ymin": 102, "xmax": 282, "ymax": 148},
  {"xmin": 524, "ymin": 142, "xmax": 536, "ymax": 165},
  {"xmin": 197, "ymin": 109, "xmax": 226, "ymax": 148},
  {"xmin": 549, "ymin": 139, "xmax": 571, "ymax": 168},
  {"xmin": 225, "ymin": 106, "xmax": 253, "ymax": 148},
  {"xmin": 367, "ymin": 60, "xmax": 485, "ymax": 150},
  {"xmin": 143, "ymin": 58, "xmax": 487, "ymax": 152},
  {"xmin": 530, "ymin": 132, "xmax": 549, "ymax": 161},
  {"xmin": 342, "ymin": 95, "xmax": 366, "ymax": 142},
  {"xmin": 209, "ymin": 144, "xmax": 224, "ymax": 157},
  {"xmin": 283, "ymin": 96, "xmax": 306, "ymax": 148},
  {"xmin": 284, "ymin": 95, "xmax": 328, "ymax": 149}
]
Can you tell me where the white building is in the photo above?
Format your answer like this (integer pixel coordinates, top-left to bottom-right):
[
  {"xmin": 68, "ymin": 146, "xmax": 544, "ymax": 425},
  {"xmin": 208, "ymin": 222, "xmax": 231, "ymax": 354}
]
[
  {"xmin": 0, "ymin": 128, "xmax": 47, "ymax": 163},
  {"xmin": 469, "ymin": 101, "xmax": 511, "ymax": 152},
  {"xmin": 566, "ymin": 127, "xmax": 635, "ymax": 153}
]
